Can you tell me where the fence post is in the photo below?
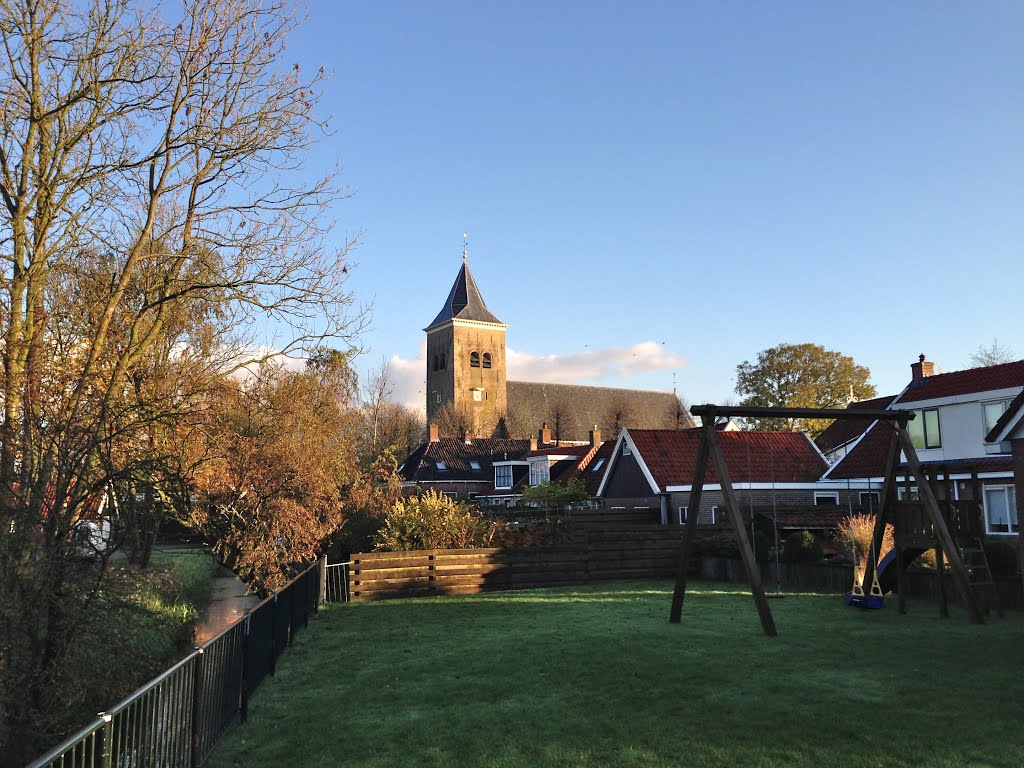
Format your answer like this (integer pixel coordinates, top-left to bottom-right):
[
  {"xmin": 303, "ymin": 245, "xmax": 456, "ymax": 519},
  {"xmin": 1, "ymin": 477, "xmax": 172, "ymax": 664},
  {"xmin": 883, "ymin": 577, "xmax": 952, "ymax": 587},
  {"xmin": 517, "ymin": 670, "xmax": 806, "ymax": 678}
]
[
  {"xmin": 318, "ymin": 558, "xmax": 327, "ymax": 608},
  {"xmin": 299, "ymin": 569, "xmax": 307, "ymax": 626},
  {"xmin": 98, "ymin": 711, "xmax": 113, "ymax": 768},
  {"xmin": 240, "ymin": 614, "xmax": 251, "ymax": 724},
  {"xmin": 269, "ymin": 595, "xmax": 277, "ymax": 676},
  {"xmin": 190, "ymin": 648, "xmax": 204, "ymax": 768}
]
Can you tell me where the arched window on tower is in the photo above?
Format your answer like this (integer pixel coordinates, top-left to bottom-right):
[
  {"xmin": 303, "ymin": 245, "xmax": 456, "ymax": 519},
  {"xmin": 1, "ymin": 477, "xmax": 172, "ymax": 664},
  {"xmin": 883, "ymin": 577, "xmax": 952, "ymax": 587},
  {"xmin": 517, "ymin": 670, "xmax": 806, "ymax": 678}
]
[
  {"xmin": 482, "ymin": 353, "xmax": 492, "ymax": 369},
  {"xmin": 470, "ymin": 351, "xmax": 480, "ymax": 368},
  {"xmin": 432, "ymin": 355, "xmax": 439, "ymax": 372}
]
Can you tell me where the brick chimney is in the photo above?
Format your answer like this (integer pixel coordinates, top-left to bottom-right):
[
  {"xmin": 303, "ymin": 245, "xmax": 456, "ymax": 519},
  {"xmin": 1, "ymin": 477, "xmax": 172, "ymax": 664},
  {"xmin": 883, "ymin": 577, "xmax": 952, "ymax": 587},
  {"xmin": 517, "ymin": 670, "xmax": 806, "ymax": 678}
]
[
  {"xmin": 911, "ymin": 354, "xmax": 935, "ymax": 381},
  {"xmin": 589, "ymin": 426, "xmax": 601, "ymax": 446},
  {"xmin": 539, "ymin": 422, "xmax": 551, "ymax": 445},
  {"xmin": 464, "ymin": 431, "xmax": 472, "ymax": 445},
  {"xmin": 529, "ymin": 435, "xmax": 538, "ymax": 451},
  {"xmin": 428, "ymin": 422, "xmax": 439, "ymax": 442}
]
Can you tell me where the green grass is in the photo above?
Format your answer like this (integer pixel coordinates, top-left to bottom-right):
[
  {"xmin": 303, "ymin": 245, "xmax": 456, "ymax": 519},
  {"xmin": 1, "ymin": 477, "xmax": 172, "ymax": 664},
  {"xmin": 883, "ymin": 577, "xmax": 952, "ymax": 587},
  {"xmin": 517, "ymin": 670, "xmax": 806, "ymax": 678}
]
[{"xmin": 208, "ymin": 582, "xmax": 1024, "ymax": 768}]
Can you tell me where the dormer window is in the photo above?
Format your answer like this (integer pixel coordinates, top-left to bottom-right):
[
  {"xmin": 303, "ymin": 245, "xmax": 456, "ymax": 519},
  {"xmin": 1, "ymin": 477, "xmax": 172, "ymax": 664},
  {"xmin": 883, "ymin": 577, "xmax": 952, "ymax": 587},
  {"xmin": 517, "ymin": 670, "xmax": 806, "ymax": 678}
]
[
  {"xmin": 529, "ymin": 460, "xmax": 550, "ymax": 487},
  {"xmin": 482, "ymin": 353, "xmax": 492, "ymax": 369},
  {"xmin": 495, "ymin": 465, "xmax": 513, "ymax": 489},
  {"xmin": 470, "ymin": 351, "xmax": 480, "ymax": 368}
]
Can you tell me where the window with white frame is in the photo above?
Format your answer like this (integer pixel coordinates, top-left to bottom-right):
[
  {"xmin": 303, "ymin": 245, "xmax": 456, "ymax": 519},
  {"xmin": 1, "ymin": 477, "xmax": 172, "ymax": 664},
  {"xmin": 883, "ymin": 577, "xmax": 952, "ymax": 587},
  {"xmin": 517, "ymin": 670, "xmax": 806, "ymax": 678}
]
[
  {"xmin": 469, "ymin": 460, "xmax": 481, "ymax": 470},
  {"xmin": 897, "ymin": 486, "xmax": 919, "ymax": 501},
  {"xmin": 677, "ymin": 506, "xmax": 688, "ymax": 525},
  {"xmin": 529, "ymin": 461, "xmax": 550, "ymax": 487},
  {"xmin": 814, "ymin": 492, "xmax": 839, "ymax": 506},
  {"xmin": 709, "ymin": 506, "xmax": 719, "ymax": 525},
  {"xmin": 494, "ymin": 465, "xmax": 512, "ymax": 489},
  {"xmin": 983, "ymin": 485, "xmax": 1018, "ymax": 535},
  {"xmin": 983, "ymin": 400, "xmax": 1010, "ymax": 435},
  {"xmin": 908, "ymin": 408, "xmax": 941, "ymax": 449},
  {"xmin": 622, "ymin": 443, "xmax": 631, "ymax": 456}
]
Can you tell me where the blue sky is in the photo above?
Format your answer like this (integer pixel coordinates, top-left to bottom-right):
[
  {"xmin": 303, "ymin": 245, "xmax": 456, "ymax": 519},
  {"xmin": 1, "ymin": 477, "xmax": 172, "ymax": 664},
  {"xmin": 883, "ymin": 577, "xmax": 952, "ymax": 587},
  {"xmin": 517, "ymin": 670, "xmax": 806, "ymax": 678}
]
[{"xmin": 287, "ymin": 1, "xmax": 1023, "ymax": 411}]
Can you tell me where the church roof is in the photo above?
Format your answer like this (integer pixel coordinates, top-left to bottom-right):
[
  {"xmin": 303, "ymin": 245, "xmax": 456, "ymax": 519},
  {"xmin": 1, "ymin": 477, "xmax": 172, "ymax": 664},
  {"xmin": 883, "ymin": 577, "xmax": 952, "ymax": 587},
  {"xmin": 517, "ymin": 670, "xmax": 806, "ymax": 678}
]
[
  {"xmin": 506, "ymin": 381, "xmax": 692, "ymax": 442},
  {"xmin": 426, "ymin": 260, "xmax": 504, "ymax": 329}
]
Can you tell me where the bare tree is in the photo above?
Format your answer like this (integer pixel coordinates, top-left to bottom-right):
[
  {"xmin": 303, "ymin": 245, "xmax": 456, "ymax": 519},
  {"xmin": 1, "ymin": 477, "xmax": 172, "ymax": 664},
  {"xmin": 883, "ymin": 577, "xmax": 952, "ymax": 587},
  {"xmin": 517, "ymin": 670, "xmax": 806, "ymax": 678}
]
[
  {"xmin": 603, "ymin": 396, "xmax": 635, "ymax": 436},
  {"xmin": 970, "ymin": 339, "xmax": 1015, "ymax": 368},
  {"xmin": 435, "ymin": 400, "xmax": 476, "ymax": 438},
  {"xmin": 0, "ymin": 1, "xmax": 362, "ymax": 759},
  {"xmin": 661, "ymin": 394, "xmax": 693, "ymax": 430},
  {"xmin": 546, "ymin": 399, "xmax": 575, "ymax": 445}
]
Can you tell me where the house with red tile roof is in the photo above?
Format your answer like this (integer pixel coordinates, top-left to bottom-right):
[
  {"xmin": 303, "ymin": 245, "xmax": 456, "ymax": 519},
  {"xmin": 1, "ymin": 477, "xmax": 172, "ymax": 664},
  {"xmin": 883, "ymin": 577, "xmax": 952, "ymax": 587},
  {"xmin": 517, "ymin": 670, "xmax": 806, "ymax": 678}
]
[
  {"xmin": 596, "ymin": 428, "xmax": 866, "ymax": 532},
  {"xmin": 824, "ymin": 355, "xmax": 1024, "ymax": 538},
  {"xmin": 815, "ymin": 394, "xmax": 897, "ymax": 464}
]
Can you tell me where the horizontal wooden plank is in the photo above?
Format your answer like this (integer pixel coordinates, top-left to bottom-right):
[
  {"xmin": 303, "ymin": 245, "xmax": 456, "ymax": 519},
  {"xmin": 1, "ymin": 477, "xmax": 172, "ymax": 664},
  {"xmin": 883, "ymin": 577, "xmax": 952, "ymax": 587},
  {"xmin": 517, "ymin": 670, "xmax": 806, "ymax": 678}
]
[
  {"xmin": 352, "ymin": 567, "xmax": 431, "ymax": 581},
  {"xmin": 352, "ymin": 555, "xmax": 432, "ymax": 568}
]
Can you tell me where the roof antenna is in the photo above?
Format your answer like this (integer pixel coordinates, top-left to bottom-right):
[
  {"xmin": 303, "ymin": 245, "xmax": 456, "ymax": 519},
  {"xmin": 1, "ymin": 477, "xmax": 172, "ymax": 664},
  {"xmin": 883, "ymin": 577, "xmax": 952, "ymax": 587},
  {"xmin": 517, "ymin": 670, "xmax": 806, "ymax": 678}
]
[{"xmin": 463, "ymin": 232, "xmax": 468, "ymax": 265}]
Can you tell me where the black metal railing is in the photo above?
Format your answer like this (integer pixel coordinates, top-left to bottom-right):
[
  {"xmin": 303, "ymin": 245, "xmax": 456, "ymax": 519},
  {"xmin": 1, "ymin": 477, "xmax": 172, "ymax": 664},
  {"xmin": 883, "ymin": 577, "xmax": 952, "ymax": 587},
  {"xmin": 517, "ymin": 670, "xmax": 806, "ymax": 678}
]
[{"xmin": 27, "ymin": 558, "xmax": 349, "ymax": 768}]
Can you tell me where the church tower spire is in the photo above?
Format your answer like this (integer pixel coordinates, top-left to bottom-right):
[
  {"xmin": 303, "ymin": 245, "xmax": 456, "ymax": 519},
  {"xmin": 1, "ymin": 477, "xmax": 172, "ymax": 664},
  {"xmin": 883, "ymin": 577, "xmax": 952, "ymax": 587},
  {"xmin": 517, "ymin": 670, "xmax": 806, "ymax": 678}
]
[{"xmin": 425, "ymin": 247, "xmax": 508, "ymax": 436}]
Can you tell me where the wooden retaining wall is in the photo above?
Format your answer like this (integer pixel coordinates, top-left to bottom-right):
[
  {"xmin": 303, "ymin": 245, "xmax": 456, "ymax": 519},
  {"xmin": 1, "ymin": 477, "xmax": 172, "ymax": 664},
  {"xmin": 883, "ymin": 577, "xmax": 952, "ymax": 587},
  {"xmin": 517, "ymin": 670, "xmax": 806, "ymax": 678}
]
[{"xmin": 349, "ymin": 526, "xmax": 686, "ymax": 600}]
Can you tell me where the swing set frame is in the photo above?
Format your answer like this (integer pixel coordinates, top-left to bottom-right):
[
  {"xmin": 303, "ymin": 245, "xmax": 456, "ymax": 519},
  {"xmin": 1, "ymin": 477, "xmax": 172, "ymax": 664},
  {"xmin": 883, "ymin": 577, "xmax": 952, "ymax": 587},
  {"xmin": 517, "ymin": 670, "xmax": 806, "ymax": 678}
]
[{"xmin": 668, "ymin": 404, "xmax": 985, "ymax": 636}]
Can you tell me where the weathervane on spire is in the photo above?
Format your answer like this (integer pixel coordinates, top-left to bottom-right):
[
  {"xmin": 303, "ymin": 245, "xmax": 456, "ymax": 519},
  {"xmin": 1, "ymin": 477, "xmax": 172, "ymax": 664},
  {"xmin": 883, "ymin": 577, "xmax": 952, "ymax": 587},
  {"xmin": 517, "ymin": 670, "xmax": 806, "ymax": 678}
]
[{"xmin": 463, "ymin": 232, "xmax": 468, "ymax": 264}]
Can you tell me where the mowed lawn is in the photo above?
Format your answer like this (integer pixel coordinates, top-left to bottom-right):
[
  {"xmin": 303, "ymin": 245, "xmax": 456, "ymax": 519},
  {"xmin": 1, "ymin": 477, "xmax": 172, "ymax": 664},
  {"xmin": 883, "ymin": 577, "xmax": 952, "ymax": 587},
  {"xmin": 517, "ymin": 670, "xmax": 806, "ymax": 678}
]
[{"xmin": 208, "ymin": 581, "xmax": 1024, "ymax": 768}]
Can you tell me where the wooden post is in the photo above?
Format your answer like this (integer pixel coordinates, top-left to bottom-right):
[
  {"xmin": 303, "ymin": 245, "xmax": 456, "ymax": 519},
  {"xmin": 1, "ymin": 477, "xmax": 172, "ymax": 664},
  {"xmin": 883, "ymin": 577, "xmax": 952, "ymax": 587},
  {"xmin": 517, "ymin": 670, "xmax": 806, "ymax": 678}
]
[
  {"xmin": 897, "ymin": 428, "xmax": 983, "ymax": 624},
  {"xmin": 706, "ymin": 425, "xmax": 777, "ymax": 636},
  {"xmin": 670, "ymin": 424, "xmax": 710, "ymax": 623},
  {"xmin": 862, "ymin": 427, "xmax": 901, "ymax": 592},
  {"xmin": 935, "ymin": 542, "xmax": 949, "ymax": 618},
  {"xmin": 896, "ymin": 543, "xmax": 907, "ymax": 614}
]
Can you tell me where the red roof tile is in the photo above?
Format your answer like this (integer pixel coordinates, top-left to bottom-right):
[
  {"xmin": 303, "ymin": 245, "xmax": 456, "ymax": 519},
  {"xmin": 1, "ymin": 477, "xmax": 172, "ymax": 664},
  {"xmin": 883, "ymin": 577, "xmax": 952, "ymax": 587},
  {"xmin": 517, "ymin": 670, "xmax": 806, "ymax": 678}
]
[
  {"xmin": 898, "ymin": 359, "xmax": 1024, "ymax": 403},
  {"xmin": 815, "ymin": 395, "xmax": 897, "ymax": 453},
  {"xmin": 627, "ymin": 429, "xmax": 828, "ymax": 489}
]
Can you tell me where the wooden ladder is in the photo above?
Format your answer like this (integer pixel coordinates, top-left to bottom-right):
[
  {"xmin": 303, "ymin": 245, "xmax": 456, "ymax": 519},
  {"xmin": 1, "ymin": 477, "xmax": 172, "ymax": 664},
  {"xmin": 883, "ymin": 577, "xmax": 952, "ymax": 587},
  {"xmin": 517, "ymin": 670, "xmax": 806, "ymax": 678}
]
[{"xmin": 960, "ymin": 540, "xmax": 1003, "ymax": 618}]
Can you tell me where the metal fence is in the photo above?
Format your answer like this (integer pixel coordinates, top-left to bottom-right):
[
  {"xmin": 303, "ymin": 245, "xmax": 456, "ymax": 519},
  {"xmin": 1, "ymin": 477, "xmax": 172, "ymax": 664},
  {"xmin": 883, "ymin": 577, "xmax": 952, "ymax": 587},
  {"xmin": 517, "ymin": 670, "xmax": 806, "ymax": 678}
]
[
  {"xmin": 324, "ymin": 561, "xmax": 351, "ymax": 603},
  {"xmin": 28, "ymin": 559, "xmax": 349, "ymax": 768}
]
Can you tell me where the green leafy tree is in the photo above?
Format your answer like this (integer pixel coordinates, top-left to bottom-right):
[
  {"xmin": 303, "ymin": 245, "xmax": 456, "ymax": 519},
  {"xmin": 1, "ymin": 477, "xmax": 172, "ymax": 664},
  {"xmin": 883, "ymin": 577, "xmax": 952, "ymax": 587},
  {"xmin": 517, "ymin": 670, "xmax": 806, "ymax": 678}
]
[
  {"xmin": 521, "ymin": 478, "xmax": 589, "ymax": 511},
  {"xmin": 734, "ymin": 343, "xmax": 876, "ymax": 435}
]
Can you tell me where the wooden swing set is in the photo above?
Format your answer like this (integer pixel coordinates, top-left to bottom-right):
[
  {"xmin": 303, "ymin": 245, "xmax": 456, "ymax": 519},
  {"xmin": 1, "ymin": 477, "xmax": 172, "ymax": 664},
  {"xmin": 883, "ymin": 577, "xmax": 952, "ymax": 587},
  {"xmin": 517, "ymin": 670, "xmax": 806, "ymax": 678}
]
[{"xmin": 669, "ymin": 404, "xmax": 986, "ymax": 636}]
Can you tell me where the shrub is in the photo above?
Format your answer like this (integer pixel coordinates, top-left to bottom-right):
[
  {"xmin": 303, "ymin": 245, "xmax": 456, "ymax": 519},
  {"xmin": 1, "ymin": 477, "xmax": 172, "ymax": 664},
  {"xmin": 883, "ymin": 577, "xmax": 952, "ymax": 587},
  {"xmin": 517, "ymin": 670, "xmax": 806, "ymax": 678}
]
[
  {"xmin": 834, "ymin": 514, "xmax": 894, "ymax": 580},
  {"xmin": 374, "ymin": 490, "xmax": 496, "ymax": 551},
  {"xmin": 781, "ymin": 530, "xmax": 823, "ymax": 563}
]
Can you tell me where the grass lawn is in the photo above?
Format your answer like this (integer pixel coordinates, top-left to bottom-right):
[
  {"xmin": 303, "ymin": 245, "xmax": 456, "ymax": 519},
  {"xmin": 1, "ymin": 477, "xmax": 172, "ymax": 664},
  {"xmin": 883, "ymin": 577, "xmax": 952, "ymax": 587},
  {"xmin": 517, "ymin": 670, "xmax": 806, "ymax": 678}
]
[{"xmin": 208, "ymin": 581, "xmax": 1024, "ymax": 768}]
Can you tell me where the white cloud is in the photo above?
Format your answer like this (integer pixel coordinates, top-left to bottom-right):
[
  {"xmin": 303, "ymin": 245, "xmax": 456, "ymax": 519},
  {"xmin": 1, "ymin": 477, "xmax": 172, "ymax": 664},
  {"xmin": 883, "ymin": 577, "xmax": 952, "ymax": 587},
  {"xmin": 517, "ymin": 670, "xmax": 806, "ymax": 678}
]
[
  {"xmin": 508, "ymin": 341, "xmax": 685, "ymax": 384},
  {"xmin": 386, "ymin": 340, "xmax": 685, "ymax": 413},
  {"xmin": 387, "ymin": 339, "xmax": 427, "ymax": 413}
]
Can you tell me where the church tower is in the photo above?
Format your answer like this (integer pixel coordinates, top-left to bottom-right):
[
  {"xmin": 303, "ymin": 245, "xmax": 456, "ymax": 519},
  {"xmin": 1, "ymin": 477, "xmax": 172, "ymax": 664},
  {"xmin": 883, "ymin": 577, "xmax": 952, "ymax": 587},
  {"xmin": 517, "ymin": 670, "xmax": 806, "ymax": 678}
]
[{"xmin": 424, "ymin": 255, "xmax": 507, "ymax": 436}]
